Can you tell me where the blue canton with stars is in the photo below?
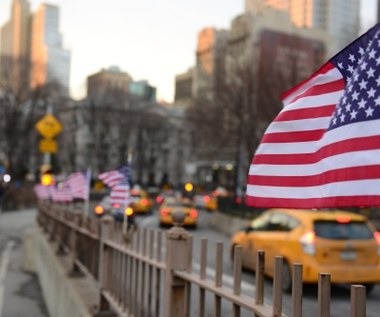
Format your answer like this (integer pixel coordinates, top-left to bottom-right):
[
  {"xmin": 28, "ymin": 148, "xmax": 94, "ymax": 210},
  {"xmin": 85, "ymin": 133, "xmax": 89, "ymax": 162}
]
[{"xmin": 328, "ymin": 23, "xmax": 380, "ymax": 131}]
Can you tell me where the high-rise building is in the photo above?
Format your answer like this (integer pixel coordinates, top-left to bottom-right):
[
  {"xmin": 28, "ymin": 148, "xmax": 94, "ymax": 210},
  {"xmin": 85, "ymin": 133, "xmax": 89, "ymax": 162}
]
[
  {"xmin": 245, "ymin": 0, "xmax": 360, "ymax": 56},
  {"xmin": 87, "ymin": 66, "xmax": 132, "ymax": 100},
  {"xmin": 194, "ymin": 27, "xmax": 228, "ymax": 99},
  {"xmin": 30, "ymin": 4, "xmax": 70, "ymax": 95},
  {"xmin": 245, "ymin": 0, "xmax": 288, "ymax": 14},
  {"xmin": 1, "ymin": 1, "xmax": 71, "ymax": 95},
  {"xmin": 0, "ymin": 0, "xmax": 31, "ymax": 90},
  {"xmin": 129, "ymin": 80, "xmax": 156, "ymax": 102},
  {"xmin": 174, "ymin": 67, "xmax": 193, "ymax": 107}
]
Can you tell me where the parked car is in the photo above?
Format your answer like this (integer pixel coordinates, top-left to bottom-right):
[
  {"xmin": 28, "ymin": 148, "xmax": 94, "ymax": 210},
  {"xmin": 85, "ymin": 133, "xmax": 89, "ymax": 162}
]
[
  {"xmin": 159, "ymin": 198, "xmax": 198, "ymax": 228},
  {"xmin": 130, "ymin": 189, "xmax": 154, "ymax": 214},
  {"xmin": 94, "ymin": 195, "xmax": 135, "ymax": 225},
  {"xmin": 230, "ymin": 208, "xmax": 380, "ymax": 293}
]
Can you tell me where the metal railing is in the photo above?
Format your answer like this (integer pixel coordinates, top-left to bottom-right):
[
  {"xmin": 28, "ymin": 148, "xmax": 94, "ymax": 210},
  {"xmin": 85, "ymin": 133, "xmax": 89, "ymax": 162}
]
[{"xmin": 37, "ymin": 202, "xmax": 367, "ymax": 317}]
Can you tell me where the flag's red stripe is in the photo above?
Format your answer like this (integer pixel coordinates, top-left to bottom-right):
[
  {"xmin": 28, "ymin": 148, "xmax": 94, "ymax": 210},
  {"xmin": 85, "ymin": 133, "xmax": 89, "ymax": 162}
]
[
  {"xmin": 281, "ymin": 62, "xmax": 336, "ymax": 101},
  {"xmin": 253, "ymin": 135, "xmax": 380, "ymax": 165},
  {"xmin": 275, "ymin": 105, "xmax": 336, "ymax": 122},
  {"xmin": 287, "ymin": 79, "xmax": 344, "ymax": 104},
  {"xmin": 261, "ymin": 129, "xmax": 325, "ymax": 143},
  {"xmin": 248, "ymin": 165, "xmax": 380, "ymax": 187},
  {"xmin": 245, "ymin": 195, "xmax": 380, "ymax": 209}
]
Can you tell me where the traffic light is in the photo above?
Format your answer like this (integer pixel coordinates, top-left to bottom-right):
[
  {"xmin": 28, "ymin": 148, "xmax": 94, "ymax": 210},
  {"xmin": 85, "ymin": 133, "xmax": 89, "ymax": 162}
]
[
  {"xmin": 184, "ymin": 182, "xmax": 194, "ymax": 192},
  {"xmin": 183, "ymin": 182, "xmax": 195, "ymax": 199}
]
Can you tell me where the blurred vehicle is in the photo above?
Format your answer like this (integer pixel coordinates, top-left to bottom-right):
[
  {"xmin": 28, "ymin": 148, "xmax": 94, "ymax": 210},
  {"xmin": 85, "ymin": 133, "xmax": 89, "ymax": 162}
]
[
  {"xmin": 230, "ymin": 208, "xmax": 380, "ymax": 293},
  {"xmin": 130, "ymin": 189, "xmax": 154, "ymax": 214},
  {"xmin": 159, "ymin": 198, "xmax": 198, "ymax": 228},
  {"xmin": 94, "ymin": 196, "xmax": 112, "ymax": 218},
  {"xmin": 212, "ymin": 186, "xmax": 229, "ymax": 197},
  {"xmin": 94, "ymin": 195, "xmax": 135, "ymax": 226},
  {"xmin": 194, "ymin": 193, "xmax": 217, "ymax": 211},
  {"xmin": 156, "ymin": 190, "xmax": 181, "ymax": 205}
]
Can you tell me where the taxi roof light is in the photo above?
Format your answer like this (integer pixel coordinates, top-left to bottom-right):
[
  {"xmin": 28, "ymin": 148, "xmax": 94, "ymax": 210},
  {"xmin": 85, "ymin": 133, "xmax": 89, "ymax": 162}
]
[{"xmin": 336, "ymin": 216, "xmax": 351, "ymax": 223}]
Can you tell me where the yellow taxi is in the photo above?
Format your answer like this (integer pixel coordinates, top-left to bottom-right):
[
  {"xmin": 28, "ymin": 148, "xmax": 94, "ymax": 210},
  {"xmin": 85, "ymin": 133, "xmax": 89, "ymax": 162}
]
[
  {"xmin": 130, "ymin": 189, "xmax": 153, "ymax": 214},
  {"xmin": 202, "ymin": 194, "xmax": 218, "ymax": 211},
  {"xmin": 159, "ymin": 198, "xmax": 198, "ymax": 228},
  {"xmin": 202, "ymin": 186, "xmax": 229, "ymax": 211},
  {"xmin": 230, "ymin": 208, "xmax": 380, "ymax": 293}
]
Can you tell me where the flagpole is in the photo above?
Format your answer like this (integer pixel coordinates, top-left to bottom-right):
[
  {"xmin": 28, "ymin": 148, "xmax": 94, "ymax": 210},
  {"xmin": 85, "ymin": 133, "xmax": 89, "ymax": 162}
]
[
  {"xmin": 123, "ymin": 152, "xmax": 132, "ymax": 235},
  {"xmin": 83, "ymin": 168, "xmax": 92, "ymax": 218}
]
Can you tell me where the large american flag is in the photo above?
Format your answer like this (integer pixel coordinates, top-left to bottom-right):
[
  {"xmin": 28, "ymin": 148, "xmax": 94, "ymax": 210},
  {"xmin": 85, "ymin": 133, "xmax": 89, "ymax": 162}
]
[
  {"xmin": 67, "ymin": 171, "xmax": 90, "ymax": 200},
  {"xmin": 246, "ymin": 23, "xmax": 380, "ymax": 208},
  {"xmin": 98, "ymin": 163, "xmax": 131, "ymax": 188}
]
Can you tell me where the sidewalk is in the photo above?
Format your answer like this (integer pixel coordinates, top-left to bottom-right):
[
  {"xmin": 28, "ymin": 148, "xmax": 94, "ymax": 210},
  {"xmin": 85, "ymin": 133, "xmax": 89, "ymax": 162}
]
[{"xmin": 0, "ymin": 209, "xmax": 49, "ymax": 317}]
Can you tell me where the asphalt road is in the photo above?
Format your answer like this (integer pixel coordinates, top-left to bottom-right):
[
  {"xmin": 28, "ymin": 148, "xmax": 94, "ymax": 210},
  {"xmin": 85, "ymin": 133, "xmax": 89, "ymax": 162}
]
[
  {"xmin": 137, "ymin": 207, "xmax": 380, "ymax": 317},
  {"xmin": 0, "ymin": 209, "xmax": 49, "ymax": 317}
]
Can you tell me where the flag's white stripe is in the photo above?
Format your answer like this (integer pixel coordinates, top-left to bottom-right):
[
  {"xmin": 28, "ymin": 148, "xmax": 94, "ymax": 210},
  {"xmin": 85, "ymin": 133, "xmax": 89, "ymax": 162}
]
[
  {"xmin": 256, "ymin": 141, "xmax": 318, "ymax": 154},
  {"xmin": 247, "ymin": 178, "xmax": 380, "ymax": 199},
  {"xmin": 249, "ymin": 149, "xmax": 380, "ymax": 176},
  {"xmin": 283, "ymin": 90, "xmax": 343, "ymax": 111},
  {"xmin": 256, "ymin": 120, "xmax": 380, "ymax": 155},
  {"xmin": 265, "ymin": 117, "xmax": 331, "ymax": 134},
  {"xmin": 111, "ymin": 194, "xmax": 129, "ymax": 199},
  {"xmin": 282, "ymin": 67, "xmax": 342, "ymax": 105}
]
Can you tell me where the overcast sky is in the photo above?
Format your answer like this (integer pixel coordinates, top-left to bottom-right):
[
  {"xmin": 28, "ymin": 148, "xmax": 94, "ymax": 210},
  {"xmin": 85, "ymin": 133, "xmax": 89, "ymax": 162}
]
[{"xmin": 0, "ymin": 0, "xmax": 377, "ymax": 102}]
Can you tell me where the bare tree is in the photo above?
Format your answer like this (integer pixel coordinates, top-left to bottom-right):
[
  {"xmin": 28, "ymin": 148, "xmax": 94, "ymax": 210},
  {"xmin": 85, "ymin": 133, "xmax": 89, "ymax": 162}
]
[
  {"xmin": 185, "ymin": 32, "xmax": 325, "ymax": 195},
  {"xmin": 0, "ymin": 55, "xmax": 65, "ymax": 178}
]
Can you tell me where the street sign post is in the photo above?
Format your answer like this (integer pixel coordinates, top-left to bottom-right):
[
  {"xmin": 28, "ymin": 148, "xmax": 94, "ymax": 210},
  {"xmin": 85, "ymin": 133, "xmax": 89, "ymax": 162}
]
[
  {"xmin": 35, "ymin": 114, "xmax": 63, "ymax": 139},
  {"xmin": 39, "ymin": 139, "xmax": 57, "ymax": 153},
  {"xmin": 35, "ymin": 114, "xmax": 62, "ymax": 156}
]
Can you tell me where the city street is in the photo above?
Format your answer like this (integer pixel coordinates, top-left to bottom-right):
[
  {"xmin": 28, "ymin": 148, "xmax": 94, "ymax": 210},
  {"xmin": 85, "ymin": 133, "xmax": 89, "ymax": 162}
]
[
  {"xmin": 1, "ymin": 207, "xmax": 380, "ymax": 316},
  {"xmin": 0, "ymin": 209, "xmax": 49, "ymax": 317},
  {"xmin": 137, "ymin": 208, "xmax": 380, "ymax": 317}
]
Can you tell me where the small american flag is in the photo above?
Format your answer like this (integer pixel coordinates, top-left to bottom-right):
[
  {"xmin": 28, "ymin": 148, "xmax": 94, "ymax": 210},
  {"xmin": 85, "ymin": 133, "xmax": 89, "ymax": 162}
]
[
  {"xmin": 98, "ymin": 163, "xmax": 131, "ymax": 188},
  {"xmin": 51, "ymin": 182, "xmax": 73, "ymax": 202},
  {"xmin": 110, "ymin": 183, "xmax": 131, "ymax": 205},
  {"xmin": 67, "ymin": 171, "xmax": 90, "ymax": 200},
  {"xmin": 246, "ymin": 23, "xmax": 380, "ymax": 208},
  {"xmin": 33, "ymin": 184, "xmax": 50, "ymax": 200}
]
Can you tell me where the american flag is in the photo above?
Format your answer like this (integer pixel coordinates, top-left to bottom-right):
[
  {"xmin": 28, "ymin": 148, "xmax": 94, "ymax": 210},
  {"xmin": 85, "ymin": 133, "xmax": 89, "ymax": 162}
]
[
  {"xmin": 33, "ymin": 184, "xmax": 50, "ymax": 200},
  {"xmin": 51, "ymin": 182, "xmax": 73, "ymax": 202},
  {"xmin": 246, "ymin": 23, "xmax": 380, "ymax": 208},
  {"xmin": 98, "ymin": 163, "xmax": 131, "ymax": 188},
  {"xmin": 110, "ymin": 183, "xmax": 131, "ymax": 205},
  {"xmin": 67, "ymin": 170, "xmax": 90, "ymax": 200}
]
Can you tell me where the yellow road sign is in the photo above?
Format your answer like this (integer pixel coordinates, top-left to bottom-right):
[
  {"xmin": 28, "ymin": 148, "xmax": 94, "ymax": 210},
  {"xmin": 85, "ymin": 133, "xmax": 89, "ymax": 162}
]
[
  {"xmin": 35, "ymin": 114, "xmax": 63, "ymax": 138},
  {"xmin": 39, "ymin": 139, "xmax": 57, "ymax": 153}
]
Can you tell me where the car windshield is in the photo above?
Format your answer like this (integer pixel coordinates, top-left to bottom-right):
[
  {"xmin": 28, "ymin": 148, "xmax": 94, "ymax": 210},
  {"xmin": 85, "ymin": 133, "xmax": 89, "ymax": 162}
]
[
  {"xmin": 166, "ymin": 202, "xmax": 193, "ymax": 208},
  {"xmin": 314, "ymin": 220, "xmax": 374, "ymax": 240}
]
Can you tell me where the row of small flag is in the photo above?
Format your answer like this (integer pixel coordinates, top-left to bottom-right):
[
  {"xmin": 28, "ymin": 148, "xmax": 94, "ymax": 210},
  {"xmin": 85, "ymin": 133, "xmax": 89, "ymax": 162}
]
[
  {"xmin": 34, "ymin": 163, "xmax": 132, "ymax": 205},
  {"xmin": 34, "ymin": 170, "xmax": 91, "ymax": 202}
]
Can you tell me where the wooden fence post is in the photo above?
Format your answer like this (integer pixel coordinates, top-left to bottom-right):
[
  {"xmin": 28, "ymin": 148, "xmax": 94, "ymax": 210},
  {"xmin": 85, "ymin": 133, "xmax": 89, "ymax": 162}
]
[
  {"xmin": 95, "ymin": 215, "xmax": 115, "ymax": 316},
  {"xmin": 68, "ymin": 212, "xmax": 84, "ymax": 277},
  {"xmin": 163, "ymin": 210, "xmax": 190, "ymax": 317}
]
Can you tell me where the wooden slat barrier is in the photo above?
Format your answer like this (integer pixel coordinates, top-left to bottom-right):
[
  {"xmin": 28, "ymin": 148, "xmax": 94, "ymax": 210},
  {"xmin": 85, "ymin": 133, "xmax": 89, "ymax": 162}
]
[{"xmin": 38, "ymin": 204, "xmax": 369, "ymax": 317}]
